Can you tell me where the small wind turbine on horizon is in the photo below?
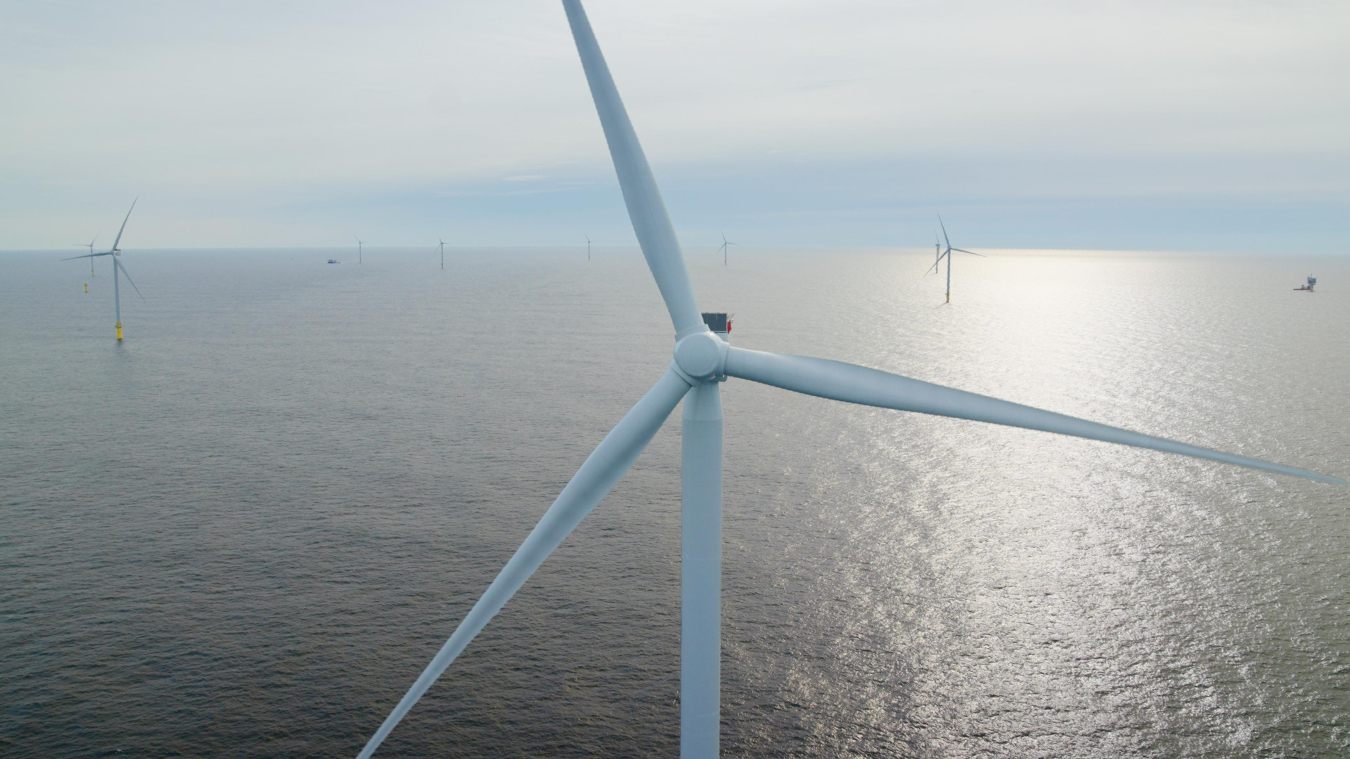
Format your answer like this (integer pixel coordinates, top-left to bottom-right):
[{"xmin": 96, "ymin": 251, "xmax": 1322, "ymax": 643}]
[
  {"xmin": 353, "ymin": 4, "xmax": 1344, "ymax": 759},
  {"xmin": 437, "ymin": 239, "xmax": 446, "ymax": 269},
  {"xmin": 717, "ymin": 231, "xmax": 736, "ymax": 266},
  {"xmin": 62, "ymin": 200, "xmax": 146, "ymax": 341},
  {"xmin": 927, "ymin": 215, "xmax": 984, "ymax": 303},
  {"xmin": 354, "ymin": 235, "xmax": 364, "ymax": 264},
  {"xmin": 73, "ymin": 237, "xmax": 97, "ymax": 276},
  {"xmin": 586, "ymin": 233, "xmax": 591, "ymax": 261}
]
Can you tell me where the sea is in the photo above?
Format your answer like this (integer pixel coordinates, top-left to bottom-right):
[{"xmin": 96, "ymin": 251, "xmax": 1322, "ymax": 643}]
[{"xmin": 2, "ymin": 247, "xmax": 1347, "ymax": 757}]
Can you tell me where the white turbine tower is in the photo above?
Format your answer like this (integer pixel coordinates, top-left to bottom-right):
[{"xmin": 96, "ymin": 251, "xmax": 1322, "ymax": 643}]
[
  {"xmin": 586, "ymin": 233, "xmax": 592, "ymax": 261},
  {"xmin": 438, "ymin": 239, "xmax": 446, "ymax": 269},
  {"xmin": 927, "ymin": 214, "xmax": 983, "ymax": 303},
  {"xmin": 63, "ymin": 200, "xmax": 146, "ymax": 341},
  {"xmin": 355, "ymin": 4, "xmax": 1344, "ymax": 758},
  {"xmin": 717, "ymin": 231, "xmax": 736, "ymax": 266},
  {"xmin": 354, "ymin": 235, "xmax": 364, "ymax": 264},
  {"xmin": 73, "ymin": 237, "xmax": 98, "ymax": 276}
]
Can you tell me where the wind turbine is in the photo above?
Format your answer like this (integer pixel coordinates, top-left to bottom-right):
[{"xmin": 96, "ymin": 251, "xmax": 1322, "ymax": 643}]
[
  {"xmin": 354, "ymin": 235, "xmax": 364, "ymax": 264},
  {"xmin": 927, "ymin": 214, "xmax": 983, "ymax": 303},
  {"xmin": 73, "ymin": 237, "xmax": 97, "ymax": 276},
  {"xmin": 62, "ymin": 199, "xmax": 146, "ymax": 341},
  {"xmin": 717, "ymin": 231, "xmax": 736, "ymax": 266},
  {"xmin": 355, "ymin": 4, "xmax": 1344, "ymax": 758},
  {"xmin": 438, "ymin": 239, "xmax": 446, "ymax": 269},
  {"xmin": 586, "ymin": 233, "xmax": 592, "ymax": 261}
]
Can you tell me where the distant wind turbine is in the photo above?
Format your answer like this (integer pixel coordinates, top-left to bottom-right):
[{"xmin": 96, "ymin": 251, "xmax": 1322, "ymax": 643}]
[
  {"xmin": 354, "ymin": 235, "xmax": 364, "ymax": 264},
  {"xmin": 438, "ymin": 239, "xmax": 446, "ymax": 269},
  {"xmin": 62, "ymin": 199, "xmax": 146, "ymax": 341},
  {"xmin": 73, "ymin": 237, "xmax": 97, "ymax": 275},
  {"xmin": 585, "ymin": 234, "xmax": 591, "ymax": 261},
  {"xmin": 353, "ymin": 4, "xmax": 1344, "ymax": 759},
  {"xmin": 927, "ymin": 215, "xmax": 984, "ymax": 303},
  {"xmin": 717, "ymin": 231, "xmax": 736, "ymax": 266}
]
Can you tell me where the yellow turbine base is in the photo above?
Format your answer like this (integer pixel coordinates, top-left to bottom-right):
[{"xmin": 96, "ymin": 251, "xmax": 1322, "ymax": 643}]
[
  {"xmin": 946, "ymin": 293, "xmax": 950, "ymax": 303},
  {"xmin": 116, "ymin": 322, "xmax": 123, "ymax": 341},
  {"xmin": 84, "ymin": 283, "xmax": 89, "ymax": 292}
]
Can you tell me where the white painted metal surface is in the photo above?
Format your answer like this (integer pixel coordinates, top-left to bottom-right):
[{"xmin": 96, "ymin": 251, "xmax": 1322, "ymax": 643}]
[{"xmin": 681, "ymin": 382, "xmax": 723, "ymax": 759}]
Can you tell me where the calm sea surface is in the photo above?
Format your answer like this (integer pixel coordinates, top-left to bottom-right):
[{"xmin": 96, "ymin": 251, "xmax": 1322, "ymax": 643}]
[{"xmin": 2, "ymin": 247, "xmax": 1348, "ymax": 757}]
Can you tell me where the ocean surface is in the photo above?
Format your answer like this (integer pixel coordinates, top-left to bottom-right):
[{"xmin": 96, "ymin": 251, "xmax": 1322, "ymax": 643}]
[{"xmin": 2, "ymin": 246, "xmax": 1348, "ymax": 758}]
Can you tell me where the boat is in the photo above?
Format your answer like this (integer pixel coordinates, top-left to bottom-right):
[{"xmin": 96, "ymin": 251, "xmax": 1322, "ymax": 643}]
[
  {"xmin": 1295, "ymin": 276, "xmax": 1316, "ymax": 291},
  {"xmin": 327, "ymin": 259, "xmax": 340, "ymax": 264}
]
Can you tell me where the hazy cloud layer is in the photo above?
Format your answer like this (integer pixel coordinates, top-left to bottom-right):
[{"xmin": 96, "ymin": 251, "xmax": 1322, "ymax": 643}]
[{"xmin": 3, "ymin": 0, "xmax": 1347, "ymax": 251}]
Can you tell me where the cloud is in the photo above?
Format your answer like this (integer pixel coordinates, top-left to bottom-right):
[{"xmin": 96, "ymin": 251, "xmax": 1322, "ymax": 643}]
[{"xmin": 1, "ymin": 0, "xmax": 1346, "ymax": 249}]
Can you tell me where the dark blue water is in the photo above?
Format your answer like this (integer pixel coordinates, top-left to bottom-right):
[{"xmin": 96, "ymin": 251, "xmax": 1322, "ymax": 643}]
[{"xmin": 3, "ymin": 247, "xmax": 1348, "ymax": 757}]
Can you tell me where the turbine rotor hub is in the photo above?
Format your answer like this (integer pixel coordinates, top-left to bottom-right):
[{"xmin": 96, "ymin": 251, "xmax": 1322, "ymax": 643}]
[{"xmin": 672, "ymin": 331, "xmax": 727, "ymax": 382}]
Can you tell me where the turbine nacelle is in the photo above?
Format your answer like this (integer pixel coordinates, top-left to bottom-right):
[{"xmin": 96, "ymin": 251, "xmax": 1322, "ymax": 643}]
[{"xmin": 672, "ymin": 330, "xmax": 728, "ymax": 383}]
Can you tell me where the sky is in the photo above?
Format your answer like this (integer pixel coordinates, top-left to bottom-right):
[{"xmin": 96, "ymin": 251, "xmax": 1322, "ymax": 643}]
[{"xmin": 2, "ymin": 0, "xmax": 1347, "ymax": 252}]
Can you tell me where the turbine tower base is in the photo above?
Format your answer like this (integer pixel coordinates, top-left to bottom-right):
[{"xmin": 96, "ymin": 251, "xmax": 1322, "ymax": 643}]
[{"xmin": 116, "ymin": 322, "xmax": 123, "ymax": 341}]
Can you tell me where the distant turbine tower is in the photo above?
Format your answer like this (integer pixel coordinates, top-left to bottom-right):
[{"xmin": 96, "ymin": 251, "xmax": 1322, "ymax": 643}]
[
  {"xmin": 73, "ymin": 237, "xmax": 97, "ymax": 275},
  {"xmin": 62, "ymin": 199, "xmax": 146, "ymax": 341},
  {"xmin": 717, "ymin": 231, "xmax": 737, "ymax": 266},
  {"xmin": 438, "ymin": 239, "xmax": 446, "ymax": 269},
  {"xmin": 927, "ymin": 214, "xmax": 984, "ymax": 303},
  {"xmin": 354, "ymin": 235, "xmax": 364, "ymax": 264},
  {"xmin": 585, "ymin": 234, "xmax": 591, "ymax": 261},
  {"xmin": 353, "ymin": 4, "xmax": 1345, "ymax": 759},
  {"xmin": 934, "ymin": 232, "xmax": 941, "ymax": 271}
]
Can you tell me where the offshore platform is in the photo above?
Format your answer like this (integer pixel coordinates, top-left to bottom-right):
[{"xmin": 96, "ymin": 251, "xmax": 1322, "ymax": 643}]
[{"xmin": 1295, "ymin": 276, "xmax": 1317, "ymax": 292}]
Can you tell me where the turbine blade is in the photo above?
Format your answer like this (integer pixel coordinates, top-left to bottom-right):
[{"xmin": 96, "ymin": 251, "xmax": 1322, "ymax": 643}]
[
  {"xmin": 355, "ymin": 368, "xmax": 694, "ymax": 759},
  {"xmin": 114, "ymin": 257, "xmax": 148, "ymax": 303},
  {"xmin": 722, "ymin": 347, "xmax": 1344, "ymax": 485},
  {"xmin": 925, "ymin": 250, "xmax": 949, "ymax": 274},
  {"xmin": 951, "ymin": 248, "xmax": 984, "ymax": 257},
  {"xmin": 110, "ymin": 198, "xmax": 137, "ymax": 253},
  {"xmin": 938, "ymin": 214, "xmax": 951, "ymax": 250},
  {"xmin": 62, "ymin": 252, "xmax": 107, "ymax": 261},
  {"xmin": 563, "ymin": 0, "xmax": 704, "ymax": 338}
]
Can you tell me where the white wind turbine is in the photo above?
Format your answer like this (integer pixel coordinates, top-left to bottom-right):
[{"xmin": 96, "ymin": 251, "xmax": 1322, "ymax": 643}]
[
  {"xmin": 74, "ymin": 237, "xmax": 98, "ymax": 276},
  {"xmin": 354, "ymin": 235, "xmax": 364, "ymax": 264},
  {"xmin": 355, "ymin": 3, "xmax": 1344, "ymax": 758},
  {"xmin": 586, "ymin": 233, "xmax": 592, "ymax": 261},
  {"xmin": 437, "ymin": 238, "xmax": 446, "ymax": 269},
  {"xmin": 927, "ymin": 214, "xmax": 983, "ymax": 303},
  {"xmin": 63, "ymin": 199, "xmax": 146, "ymax": 341},
  {"xmin": 717, "ymin": 231, "xmax": 736, "ymax": 266}
]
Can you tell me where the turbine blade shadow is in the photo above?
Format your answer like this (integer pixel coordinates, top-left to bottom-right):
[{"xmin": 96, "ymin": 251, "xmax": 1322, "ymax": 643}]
[
  {"xmin": 355, "ymin": 368, "xmax": 694, "ymax": 759},
  {"xmin": 722, "ymin": 347, "xmax": 1345, "ymax": 484}
]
